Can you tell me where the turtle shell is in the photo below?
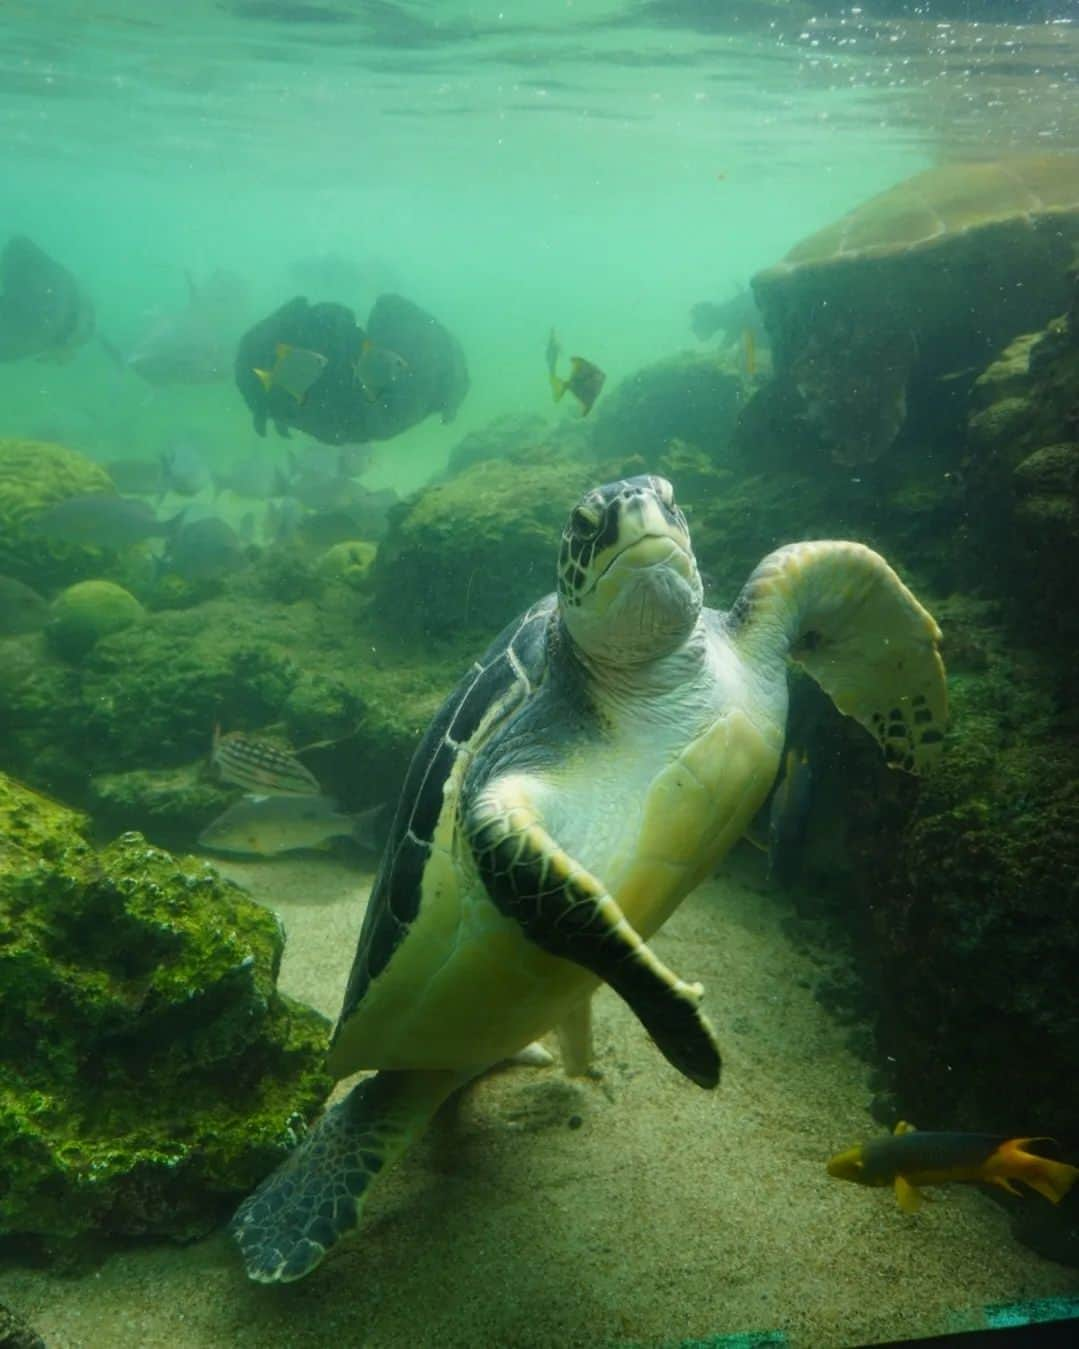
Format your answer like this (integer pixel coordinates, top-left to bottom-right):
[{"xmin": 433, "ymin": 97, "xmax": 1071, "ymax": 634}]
[
  {"xmin": 750, "ymin": 153, "xmax": 1079, "ymax": 454},
  {"xmin": 329, "ymin": 594, "xmax": 556, "ymax": 1069},
  {"xmin": 761, "ymin": 154, "xmax": 1079, "ymax": 277}
]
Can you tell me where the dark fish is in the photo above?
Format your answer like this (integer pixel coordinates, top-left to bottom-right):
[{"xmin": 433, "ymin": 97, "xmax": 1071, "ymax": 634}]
[
  {"xmin": 0, "ymin": 235, "xmax": 95, "ymax": 364},
  {"xmin": 126, "ymin": 269, "xmax": 247, "ymax": 386},
  {"xmin": 212, "ymin": 727, "xmax": 321, "ymax": 796},
  {"xmin": 197, "ymin": 793, "xmax": 381, "ymax": 857},
  {"xmin": 265, "ymin": 496, "xmax": 304, "ymax": 545},
  {"xmin": 828, "ymin": 1121, "xmax": 1079, "ymax": 1213},
  {"xmin": 0, "ymin": 575, "xmax": 49, "ymax": 635},
  {"xmin": 547, "ymin": 329, "xmax": 605, "ymax": 416},
  {"xmin": 164, "ymin": 516, "xmax": 245, "ymax": 581},
  {"xmin": 27, "ymin": 495, "xmax": 173, "ymax": 549},
  {"xmin": 160, "ymin": 434, "xmax": 211, "ymax": 497},
  {"xmin": 212, "ymin": 454, "xmax": 278, "ymax": 500},
  {"xmin": 690, "ymin": 287, "xmax": 764, "ymax": 344},
  {"xmin": 280, "ymin": 469, "xmax": 367, "ymax": 513},
  {"xmin": 105, "ymin": 457, "xmax": 166, "ymax": 496}
]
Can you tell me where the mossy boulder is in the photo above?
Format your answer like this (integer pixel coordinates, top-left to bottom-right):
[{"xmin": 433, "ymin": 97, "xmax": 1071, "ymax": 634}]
[
  {"xmin": 370, "ymin": 453, "xmax": 595, "ymax": 641},
  {"xmin": 0, "ymin": 439, "xmax": 114, "ymax": 591},
  {"xmin": 45, "ymin": 580, "xmax": 144, "ymax": 661},
  {"xmin": 0, "ymin": 772, "xmax": 332, "ymax": 1245},
  {"xmin": 86, "ymin": 763, "xmax": 235, "ymax": 853},
  {"xmin": 590, "ymin": 351, "xmax": 743, "ymax": 463},
  {"xmin": 316, "ymin": 539, "xmax": 377, "ymax": 589}
]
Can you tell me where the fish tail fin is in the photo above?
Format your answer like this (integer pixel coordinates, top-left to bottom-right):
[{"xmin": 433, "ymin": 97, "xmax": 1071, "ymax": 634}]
[
  {"xmin": 1002, "ymin": 1139, "xmax": 1079, "ymax": 1204},
  {"xmin": 253, "ymin": 366, "xmax": 273, "ymax": 393},
  {"xmin": 550, "ymin": 374, "xmax": 566, "ymax": 403}
]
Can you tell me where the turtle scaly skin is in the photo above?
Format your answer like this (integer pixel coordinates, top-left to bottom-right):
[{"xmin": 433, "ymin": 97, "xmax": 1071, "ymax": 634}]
[{"xmin": 232, "ymin": 475, "xmax": 946, "ymax": 1283}]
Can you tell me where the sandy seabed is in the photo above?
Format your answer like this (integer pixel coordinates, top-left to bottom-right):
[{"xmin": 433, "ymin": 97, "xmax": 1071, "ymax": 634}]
[{"xmin": 1, "ymin": 854, "xmax": 1076, "ymax": 1349}]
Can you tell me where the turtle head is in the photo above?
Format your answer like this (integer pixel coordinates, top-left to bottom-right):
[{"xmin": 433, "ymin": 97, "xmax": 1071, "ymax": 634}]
[{"xmin": 558, "ymin": 475, "xmax": 702, "ymax": 663}]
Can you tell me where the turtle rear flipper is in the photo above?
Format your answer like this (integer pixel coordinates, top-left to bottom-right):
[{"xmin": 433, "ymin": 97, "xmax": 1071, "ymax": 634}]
[
  {"xmin": 231, "ymin": 1068, "xmax": 460, "ymax": 1283},
  {"xmin": 730, "ymin": 540, "xmax": 947, "ymax": 774},
  {"xmin": 468, "ymin": 781, "xmax": 721, "ymax": 1090}
]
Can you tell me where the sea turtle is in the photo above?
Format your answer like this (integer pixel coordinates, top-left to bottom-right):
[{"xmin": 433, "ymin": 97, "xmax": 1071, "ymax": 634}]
[
  {"xmin": 750, "ymin": 153, "xmax": 1079, "ymax": 465},
  {"xmin": 232, "ymin": 474, "xmax": 946, "ymax": 1283}
]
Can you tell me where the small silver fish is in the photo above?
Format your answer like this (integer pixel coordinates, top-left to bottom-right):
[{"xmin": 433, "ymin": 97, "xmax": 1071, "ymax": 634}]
[
  {"xmin": 197, "ymin": 793, "xmax": 381, "ymax": 858},
  {"xmin": 212, "ymin": 727, "xmax": 321, "ymax": 796},
  {"xmin": 253, "ymin": 343, "xmax": 328, "ymax": 404}
]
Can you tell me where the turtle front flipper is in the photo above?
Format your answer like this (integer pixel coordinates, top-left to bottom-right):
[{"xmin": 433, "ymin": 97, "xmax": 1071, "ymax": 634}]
[
  {"xmin": 231, "ymin": 1068, "xmax": 461, "ymax": 1283},
  {"xmin": 467, "ymin": 778, "xmax": 721, "ymax": 1090},
  {"xmin": 729, "ymin": 540, "xmax": 947, "ymax": 773}
]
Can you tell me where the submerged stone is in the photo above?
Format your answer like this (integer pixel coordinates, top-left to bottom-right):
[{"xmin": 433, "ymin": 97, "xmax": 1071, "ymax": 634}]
[{"xmin": 0, "ymin": 773, "xmax": 332, "ymax": 1247}]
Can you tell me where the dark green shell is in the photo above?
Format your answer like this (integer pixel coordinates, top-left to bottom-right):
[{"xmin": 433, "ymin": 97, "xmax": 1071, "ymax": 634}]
[{"xmin": 331, "ymin": 595, "xmax": 555, "ymax": 1037}]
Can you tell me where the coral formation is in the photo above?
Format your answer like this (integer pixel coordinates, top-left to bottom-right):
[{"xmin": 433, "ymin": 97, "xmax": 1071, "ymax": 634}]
[
  {"xmin": 45, "ymin": 579, "xmax": 144, "ymax": 661},
  {"xmin": 0, "ymin": 772, "xmax": 332, "ymax": 1246},
  {"xmin": 370, "ymin": 451, "xmax": 595, "ymax": 640},
  {"xmin": 590, "ymin": 351, "xmax": 743, "ymax": 463},
  {"xmin": 0, "ymin": 439, "xmax": 115, "ymax": 590}
]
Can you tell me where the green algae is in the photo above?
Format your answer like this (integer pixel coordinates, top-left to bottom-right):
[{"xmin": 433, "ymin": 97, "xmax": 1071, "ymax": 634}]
[
  {"xmin": 0, "ymin": 439, "xmax": 116, "ymax": 592},
  {"xmin": 0, "ymin": 773, "xmax": 332, "ymax": 1245},
  {"xmin": 370, "ymin": 452, "xmax": 595, "ymax": 641},
  {"xmin": 45, "ymin": 579, "xmax": 144, "ymax": 661}
]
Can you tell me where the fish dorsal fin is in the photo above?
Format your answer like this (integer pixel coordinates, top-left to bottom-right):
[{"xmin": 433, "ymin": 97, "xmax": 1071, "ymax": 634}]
[
  {"xmin": 894, "ymin": 1175, "xmax": 924, "ymax": 1212},
  {"xmin": 894, "ymin": 1120, "xmax": 917, "ymax": 1136}
]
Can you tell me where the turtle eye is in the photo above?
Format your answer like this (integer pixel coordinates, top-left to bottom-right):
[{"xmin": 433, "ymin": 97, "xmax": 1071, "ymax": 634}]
[{"xmin": 572, "ymin": 504, "xmax": 602, "ymax": 539}]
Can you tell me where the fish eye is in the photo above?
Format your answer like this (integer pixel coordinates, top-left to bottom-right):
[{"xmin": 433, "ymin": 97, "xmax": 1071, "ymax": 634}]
[{"xmin": 572, "ymin": 504, "xmax": 602, "ymax": 538}]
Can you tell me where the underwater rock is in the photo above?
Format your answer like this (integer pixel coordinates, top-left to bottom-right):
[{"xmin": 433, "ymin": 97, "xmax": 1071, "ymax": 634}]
[
  {"xmin": 45, "ymin": 579, "xmax": 144, "ymax": 661},
  {"xmin": 589, "ymin": 351, "xmax": 742, "ymax": 463},
  {"xmin": 316, "ymin": 538, "xmax": 376, "ymax": 589},
  {"xmin": 0, "ymin": 1300, "xmax": 45, "ymax": 1349},
  {"xmin": 87, "ymin": 762, "xmax": 235, "ymax": 854},
  {"xmin": 443, "ymin": 413, "xmax": 550, "ymax": 478},
  {"xmin": 964, "ymin": 313, "xmax": 1079, "ymax": 645},
  {"xmin": 0, "ymin": 439, "xmax": 114, "ymax": 591},
  {"xmin": 0, "ymin": 772, "xmax": 332, "ymax": 1246},
  {"xmin": 370, "ymin": 454, "xmax": 595, "ymax": 640},
  {"xmin": 750, "ymin": 154, "xmax": 1079, "ymax": 466}
]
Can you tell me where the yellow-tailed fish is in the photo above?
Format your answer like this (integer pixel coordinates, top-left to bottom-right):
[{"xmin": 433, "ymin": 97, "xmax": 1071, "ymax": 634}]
[
  {"xmin": 252, "ymin": 343, "xmax": 328, "ymax": 404},
  {"xmin": 827, "ymin": 1120, "xmax": 1079, "ymax": 1213},
  {"xmin": 353, "ymin": 340, "xmax": 409, "ymax": 403},
  {"xmin": 546, "ymin": 328, "xmax": 606, "ymax": 417}
]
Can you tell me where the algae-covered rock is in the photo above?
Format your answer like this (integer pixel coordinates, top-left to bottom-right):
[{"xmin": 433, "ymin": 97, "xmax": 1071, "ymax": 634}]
[
  {"xmin": 590, "ymin": 351, "xmax": 743, "ymax": 463},
  {"xmin": 0, "ymin": 773, "xmax": 332, "ymax": 1245},
  {"xmin": 0, "ymin": 439, "xmax": 114, "ymax": 590},
  {"xmin": 87, "ymin": 762, "xmax": 235, "ymax": 853},
  {"xmin": 370, "ymin": 453, "xmax": 595, "ymax": 640},
  {"xmin": 0, "ymin": 1300, "xmax": 45, "ymax": 1349},
  {"xmin": 45, "ymin": 579, "xmax": 144, "ymax": 661},
  {"xmin": 316, "ymin": 539, "xmax": 377, "ymax": 589}
]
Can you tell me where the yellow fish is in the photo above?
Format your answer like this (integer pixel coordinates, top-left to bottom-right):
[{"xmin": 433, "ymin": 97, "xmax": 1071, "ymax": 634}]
[
  {"xmin": 546, "ymin": 328, "xmax": 605, "ymax": 417},
  {"xmin": 827, "ymin": 1120, "xmax": 1079, "ymax": 1213},
  {"xmin": 253, "ymin": 343, "xmax": 328, "ymax": 404}
]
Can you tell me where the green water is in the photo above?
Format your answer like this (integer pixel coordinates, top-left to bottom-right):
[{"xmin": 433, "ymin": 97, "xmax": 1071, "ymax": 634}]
[{"xmin": 3, "ymin": 0, "xmax": 1075, "ymax": 492}]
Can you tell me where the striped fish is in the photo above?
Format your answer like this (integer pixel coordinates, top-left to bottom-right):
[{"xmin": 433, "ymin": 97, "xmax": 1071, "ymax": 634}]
[{"xmin": 212, "ymin": 726, "xmax": 322, "ymax": 796}]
